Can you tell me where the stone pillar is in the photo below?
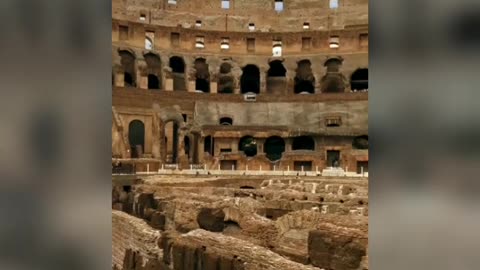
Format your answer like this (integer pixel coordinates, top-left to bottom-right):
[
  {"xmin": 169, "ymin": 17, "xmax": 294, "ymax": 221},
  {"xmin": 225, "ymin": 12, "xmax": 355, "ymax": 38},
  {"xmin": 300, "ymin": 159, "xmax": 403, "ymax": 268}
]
[
  {"xmin": 198, "ymin": 137, "xmax": 205, "ymax": 163},
  {"xmin": 139, "ymin": 76, "xmax": 148, "ymax": 89},
  {"xmin": 259, "ymin": 68, "xmax": 267, "ymax": 94},
  {"xmin": 257, "ymin": 138, "xmax": 265, "ymax": 153},
  {"xmin": 210, "ymin": 82, "xmax": 218, "ymax": 94},
  {"xmin": 177, "ymin": 128, "xmax": 189, "ymax": 168},
  {"xmin": 188, "ymin": 80, "xmax": 196, "ymax": 92},
  {"xmin": 115, "ymin": 72, "xmax": 125, "ymax": 87},
  {"xmin": 165, "ymin": 78, "xmax": 174, "ymax": 91},
  {"xmin": 285, "ymin": 138, "xmax": 293, "ymax": 151},
  {"xmin": 151, "ymin": 114, "xmax": 161, "ymax": 159}
]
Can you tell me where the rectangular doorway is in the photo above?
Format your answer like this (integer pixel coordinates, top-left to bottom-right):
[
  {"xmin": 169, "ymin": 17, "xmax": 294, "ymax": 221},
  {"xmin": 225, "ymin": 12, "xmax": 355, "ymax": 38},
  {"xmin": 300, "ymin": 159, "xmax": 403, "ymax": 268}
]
[
  {"xmin": 294, "ymin": 161, "xmax": 313, "ymax": 171},
  {"xmin": 356, "ymin": 161, "xmax": 368, "ymax": 174},
  {"xmin": 326, "ymin": 150, "xmax": 340, "ymax": 167},
  {"xmin": 220, "ymin": 160, "xmax": 237, "ymax": 170}
]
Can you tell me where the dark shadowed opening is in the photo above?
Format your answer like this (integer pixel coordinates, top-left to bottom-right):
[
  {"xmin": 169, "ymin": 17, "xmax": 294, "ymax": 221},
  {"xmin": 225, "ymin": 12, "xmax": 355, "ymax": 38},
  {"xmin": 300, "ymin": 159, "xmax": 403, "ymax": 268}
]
[
  {"xmin": 148, "ymin": 74, "xmax": 160, "ymax": 89},
  {"xmin": 240, "ymin": 65, "xmax": 260, "ymax": 94},
  {"xmin": 239, "ymin": 136, "xmax": 257, "ymax": 157},
  {"xmin": 128, "ymin": 120, "xmax": 145, "ymax": 158},
  {"xmin": 350, "ymin": 68, "xmax": 368, "ymax": 90},
  {"xmin": 264, "ymin": 136, "xmax": 285, "ymax": 161},
  {"xmin": 292, "ymin": 136, "xmax": 315, "ymax": 150}
]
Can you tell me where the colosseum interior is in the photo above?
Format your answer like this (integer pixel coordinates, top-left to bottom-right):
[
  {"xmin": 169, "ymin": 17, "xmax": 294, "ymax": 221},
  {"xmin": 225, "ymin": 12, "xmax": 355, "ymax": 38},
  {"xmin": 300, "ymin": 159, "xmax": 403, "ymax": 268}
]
[{"xmin": 112, "ymin": 0, "xmax": 368, "ymax": 269}]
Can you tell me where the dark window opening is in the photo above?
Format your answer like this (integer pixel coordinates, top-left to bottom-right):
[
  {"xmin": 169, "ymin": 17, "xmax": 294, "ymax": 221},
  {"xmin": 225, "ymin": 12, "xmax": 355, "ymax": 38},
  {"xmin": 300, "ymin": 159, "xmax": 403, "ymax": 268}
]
[
  {"xmin": 264, "ymin": 136, "xmax": 285, "ymax": 161},
  {"xmin": 239, "ymin": 136, "xmax": 257, "ymax": 157},
  {"xmin": 292, "ymin": 136, "xmax": 315, "ymax": 150},
  {"xmin": 350, "ymin": 68, "xmax": 368, "ymax": 91},
  {"xmin": 184, "ymin": 136, "xmax": 190, "ymax": 156},
  {"xmin": 220, "ymin": 148, "xmax": 232, "ymax": 153},
  {"xmin": 352, "ymin": 135, "xmax": 368, "ymax": 149},
  {"xmin": 327, "ymin": 150, "xmax": 340, "ymax": 167},
  {"xmin": 220, "ymin": 63, "xmax": 232, "ymax": 74},
  {"xmin": 194, "ymin": 58, "xmax": 210, "ymax": 92},
  {"xmin": 124, "ymin": 72, "xmax": 133, "ymax": 87},
  {"xmin": 170, "ymin": 56, "xmax": 186, "ymax": 91},
  {"xmin": 357, "ymin": 161, "xmax": 368, "ymax": 174},
  {"xmin": 219, "ymin": 117, "xmax": 233, "ymax": 125},
  {"xmin": 267, "ymin": 60, "xmax": 286, "ymax": 77},
  {"xmin": 182, "ymin": 114, "xmax": 187, "ymax": 122},
  {"xmin": 324, "ymin": 58, "xmax": 342, "ymax": 73},
  {"xmin": 294, "ymin": 161, "xmax": 313, "ymax": 171},
  {"xmin": 128, "ymin": 120, "xmax": 145, "ymax": 158},
  {"xmin": 123, "ymin": 185, "xmax": 132, "ymax": 192},
  {"xmin": 240, "ymin": 186, "xmax": 255, "ymax": 189},
  {"xmin": 294, "ymin": 60, "xmax": 315, "ymax": 94},
  {"xmin": 170, "ymin": 56, "xmax": 185, "ymax": 73},
  {"xmin": 240, "ymin": 65, "xmax": 260, "ymax": 94},
  {"xmin": 148, "ymin": 74, "xmax": 160, "ymax": 89},
  {"xmin": 196, "ymin": 79, "xmax": 210, "ymax": 92},
  {"xmin": 204, "ymin": 136, "xmax": 214, "ymax": 156}
]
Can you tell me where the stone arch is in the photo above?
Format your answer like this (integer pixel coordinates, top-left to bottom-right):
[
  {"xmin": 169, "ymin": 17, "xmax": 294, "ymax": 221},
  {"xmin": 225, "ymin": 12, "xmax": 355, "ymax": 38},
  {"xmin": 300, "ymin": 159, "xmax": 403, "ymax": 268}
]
[
  {"xmin": 292, "ymin": 136, "xmax": 315, "ymax": 150},
  {"xmin": 264, "ymin": 136, "xmax": 285, "ymax": 161},
  {"xmin": 267, "ymin": 60, "xmax": 287, "ymax": 94},
  {"xmin": 238, "ymin": 136, "xmax": 257, "ymax": 157},
  {"xmin": 219, "ymin": 116, "xmax": 233, "ymax": 125},
  {"xmin": 350, "ymin": 68, "xmax": 368, "ymax": 91},
  {"xmin": 144, "ymin": 53, "xmax": 162, "ymax": 90},
  {"xmin": 321, "ymin": 58, "xmax": 346, "ymax": 93},
  {"xmin": 128, "ymin": 120, "xmax": 144, "ymax": 158},
  {"xmin": 119, "ymin": 50, "xmax": 136, "ymax": 87},
  {"xmin": 194, "ymin": 58, "xmax": 210, "ymax": 93},
  {"xmin": 353, "ymin": 135, "xmax": 368, "ymax": 149},
  {"xmin": 240, "ymin": 64, "xmax": 260, "ymax": 94},
  {"xmin": 294, "ymin": 60, "xmax": 315, "ymax": 94},
  {"xmin": 169, "ymin": 56, "xmax": 186, "ymax": 91},
  {"xmin": 204, "ymin": 135, "xmax": 214, "ymax": 156},
  {"xmin": 218, "ymin": 62, "xmax": 234, "ymax": 94}
]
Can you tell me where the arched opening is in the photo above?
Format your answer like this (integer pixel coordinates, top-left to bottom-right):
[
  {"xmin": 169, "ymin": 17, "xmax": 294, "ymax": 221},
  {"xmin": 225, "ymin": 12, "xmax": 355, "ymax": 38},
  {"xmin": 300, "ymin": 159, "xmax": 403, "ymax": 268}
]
[
  {"xmin": 267, "ymin": 60, "xmax": 287, "ymax": 94},
  {"xmin": 128, "ymin": 120, "xmax": 144, "ymax": 158},
  {"xmin": 124, "ymin": 72, "xmax": 133, "ymax": 87},
  {"xmin": 350, "ymin": 68, "xmax": 368, "ymax": 91},
  {"xmin": 219, "ymin": 117, "xmax": 233, "ymax": 125},
  {"xmin": 264, "ymin": 136, "xmax": 285, "ymax": 161},
  {"xmin": 238, "ymin": 136, "xmax": 257, "ymax": 157},
  {"xmin": 294, "ymin": 60, "xmax": 315, "ymax": 94},
  {"xmin": 240, "ymin": 65, "xmax": 260, "ymax": 94},
  {"xmin": 218, "ymin": 63, "xmax": 234, "ymax": 94},
  {"xmin": 292, "ymin": 136, "xmax": 315, "ymax": 150},
  {"xmin": 145, "ymin": 53, "xmax": 162, "ymax": 90},
  {"xmin": 352, "ymin": 135, "xmax": 368, "ymax": 149},
  {"xmin": 119, "ymin": 50, "xmax": 135, "ymax": 87},
  {"xmin": 169, "ymin": 56, "xmax": 186, "ymax": 91},
  {"xmin": 204, "ymin": 136, "xmax": 214, "ymax": 156},
  {"xmin": 148, "ymin": 74, "xmax": 160, "ymax": 89},
  {"xmin": 194, "ymin": 58, "xmax": 210, "ymax": 93},
  {"xmin": 164, "ymin": 121, "xmax": 179, "ymax": 163},
  {"xmin": 321, "ymin": 58, "xmax": 345, "ymax": 93},
  {"xmin": 223, "ymin": 220, "xmax": 242, "ymax": 234}
]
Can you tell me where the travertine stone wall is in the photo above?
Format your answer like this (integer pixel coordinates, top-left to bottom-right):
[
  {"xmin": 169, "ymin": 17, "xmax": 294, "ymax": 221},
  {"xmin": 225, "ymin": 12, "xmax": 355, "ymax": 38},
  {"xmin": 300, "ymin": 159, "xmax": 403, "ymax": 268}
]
[{"xmin": 112, "ymin": 210, "xmax": 162, "ymax": 269}]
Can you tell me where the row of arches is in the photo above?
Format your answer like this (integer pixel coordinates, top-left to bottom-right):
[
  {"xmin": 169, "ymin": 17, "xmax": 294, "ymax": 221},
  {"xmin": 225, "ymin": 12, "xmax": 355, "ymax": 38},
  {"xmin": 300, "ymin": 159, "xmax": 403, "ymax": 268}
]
[
  {"xmin": 117, "ymin": 50, "xmax": 368, "ymax": 93},
  {"xmin": 126, "ymin": 120, "xmax": 368, "ymax": 161}
]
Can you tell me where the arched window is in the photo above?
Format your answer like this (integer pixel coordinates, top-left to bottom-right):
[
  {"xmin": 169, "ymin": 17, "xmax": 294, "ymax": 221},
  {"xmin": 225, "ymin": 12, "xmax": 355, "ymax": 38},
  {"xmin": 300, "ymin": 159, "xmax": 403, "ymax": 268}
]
[
  {"xmin": 194, "ymin": 58, "xmax": 210, "ymax": 93},
  {"xmin": 239, "ymin": 136, "xmax": 257, "ymax": 157},
  {"xmin": 119, "ymin": 50, "xmax": 135, "ymax": 87},
  {"xmin": 294, "ymin": 60, "xmax": 315, "ymax": 94},
  {"xmin": 219, "ymin": 117, "xmax": 233, "ymax": 125},
  {"xmin": 169, "ymin": 56, "xmax": 186, "ymax": 91},
  {"xmin": 353, "ymin": 135, "xmax": 368, "ymax": 149},
  {"xmin": 128, "ymin": 120, "xmax": 145, "ymax": 158},
  {"xmin": 350, "ymin": 68, "xmax": 368, "ymax": 91},
  {"xmin": 144, "ymin": 53, "xmax": 162, "ymax": 90},
  {"xmin": 321, "ymin": 58, "xmax": 345, "ymax": 93},
  {"xmin": 267, "ymin": 60, "xmax": 287, "ymax": 94},
  {"xmin": 264, "ymin": 136, "xmax": 285, "ymax": 161},
  {"xmin": 292, "ymin": 136, "xmax": 315, "ymax": 150}
]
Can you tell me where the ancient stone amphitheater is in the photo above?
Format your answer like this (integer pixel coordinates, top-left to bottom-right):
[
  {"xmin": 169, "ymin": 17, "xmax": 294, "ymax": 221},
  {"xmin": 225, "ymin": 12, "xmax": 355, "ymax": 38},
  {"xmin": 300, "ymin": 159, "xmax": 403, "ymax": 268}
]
[{"xmin": 112, "ymin": 0, "xmax": 368, "ymax": 269}]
